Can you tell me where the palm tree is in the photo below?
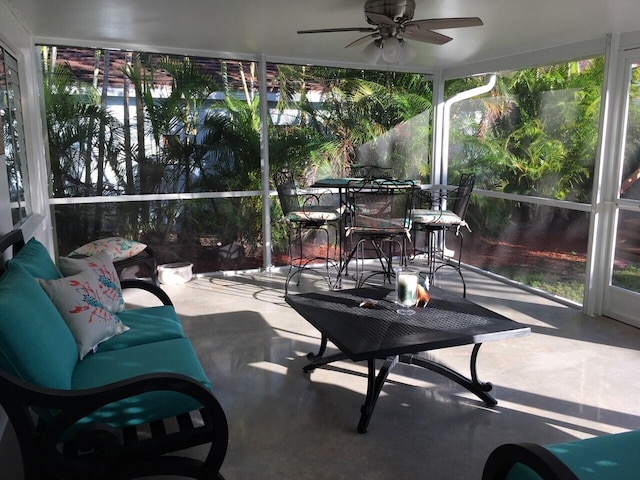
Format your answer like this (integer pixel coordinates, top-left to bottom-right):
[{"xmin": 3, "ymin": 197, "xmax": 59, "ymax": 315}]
[
  {"xmin": 41, "ymin": 59, "xmax": 120, "ymax": 198},
  {"xmin": 272, "ymin": 65, "xmax": 433, "ymax": 183}
]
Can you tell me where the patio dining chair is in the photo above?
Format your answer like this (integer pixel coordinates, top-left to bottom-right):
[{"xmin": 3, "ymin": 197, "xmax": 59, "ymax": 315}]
[
  {"xmin": 274, "ymin": 170, "xmax": 343, "ymax": 293},
  {"xmin": 411, "ymin": 173, "xmax": 476, "ymax": 296},
  {"xmin": 343, "ymin": 178, "xmax": 416, "ymax": 287}
]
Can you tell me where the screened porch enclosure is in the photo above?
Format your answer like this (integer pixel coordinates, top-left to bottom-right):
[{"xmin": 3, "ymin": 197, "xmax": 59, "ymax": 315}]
[{"xmin": 39, "ymin": 46, "xmax": 627, "ymax": 308}]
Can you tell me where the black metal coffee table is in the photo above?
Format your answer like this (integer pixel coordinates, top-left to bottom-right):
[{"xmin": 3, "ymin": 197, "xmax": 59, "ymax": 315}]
[{"xmin": 285, "ymin": 286, "xmax": 531, "ymax": 433}]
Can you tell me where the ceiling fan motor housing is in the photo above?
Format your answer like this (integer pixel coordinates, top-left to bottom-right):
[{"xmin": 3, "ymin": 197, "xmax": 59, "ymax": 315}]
[{"xmin": 364, "ymin": 0, "xmax": 416, "ymax": 24}]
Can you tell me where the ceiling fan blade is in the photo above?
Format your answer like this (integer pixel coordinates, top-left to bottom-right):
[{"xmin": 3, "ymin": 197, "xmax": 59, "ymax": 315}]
[
  {"xmin": 297, "ymin": 27, "xmax": 377, "ymax": 34},
  {"xmin": 406, "ymin": 17, "xmax": 484, "ymax": 31},
  {"xmin": 403, "ymin": 29, "xmax": 453, "ymax": 45},
  {"xmin": 364, "ymin": 11, "xmax": 397, "ymax": 26},
  {"xmin": 345, "ymin": 33, "xmax": 378, "ymax": 49}
]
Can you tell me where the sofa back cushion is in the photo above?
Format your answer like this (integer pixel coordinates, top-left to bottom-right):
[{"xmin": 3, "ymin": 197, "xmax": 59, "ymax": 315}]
[
  {"xmin": 8, "ymin": 237, "xmax": 61, "ymax": 280},
  {"xmin": 0, "ymin": 262, "xmax": 77, "ymax": 389}
]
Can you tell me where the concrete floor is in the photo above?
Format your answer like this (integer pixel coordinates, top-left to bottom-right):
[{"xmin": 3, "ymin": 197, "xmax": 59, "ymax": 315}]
[{"xmin": 2, "ymin": 264, "xmax": 639, "ymax": 479}]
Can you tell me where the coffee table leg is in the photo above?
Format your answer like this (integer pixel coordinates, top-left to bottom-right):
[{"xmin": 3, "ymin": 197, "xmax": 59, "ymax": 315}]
[
  {"xmin": 470, "ymin": 343, "xmax": 494, "ymax": 396},
  {"xmin": 307, "ymin": 335, "xmax": 328, "ymax": 361},
  {"xmin": 304, "ymin": 334, "xmax": 350, "ymax": 373},
  {"xmin": 399, "ymin": 344, "xmax": 496, "ymax": 406},
  {"xmin": 357, "ymin": 356, "xmax": 397, "ymax": 434}
]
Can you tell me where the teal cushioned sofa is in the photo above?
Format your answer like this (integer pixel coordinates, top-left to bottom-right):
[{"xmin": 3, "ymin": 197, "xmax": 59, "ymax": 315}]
[{"xmin": 0, "ymin": 229, "xmax": 228, "ymax": 480}]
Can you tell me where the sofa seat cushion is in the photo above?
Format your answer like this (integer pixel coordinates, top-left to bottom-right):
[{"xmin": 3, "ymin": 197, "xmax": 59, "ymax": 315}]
[
  {"xmin": 99, "ymin": 306, "xmax": 185, "ymax": 352},
  {"xmin": 506, "ymin": 430, "xmax": 640, "ymax": 479},
  {"xmin": 8, "ymin": 237, "xmax": 61, "ymax": 280},
  {"xmin": 71, "ymin": 338, "xmax": 211, "ymax": 429},
  {"xmin": 0, "ymin": 262, "xmax": 77, "ymax": 389}
]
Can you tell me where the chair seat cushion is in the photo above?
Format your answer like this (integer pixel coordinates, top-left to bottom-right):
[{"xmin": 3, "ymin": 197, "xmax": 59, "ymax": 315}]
[
  {"xmin": 412, "ymin": 209, "xmax": 464, "ymax": 225},
  {"xmin": 506, "ymin": 430, "xmax": 640, "ymax": 479},
  {"xmin": 286, "ymin": 205, "xmax": 343, "ymax": 223},
  {"xmin": 72, "ymin": 338, "xmax": 211, "ymax": 429},
  {"xmin": 346, "ymin": 215, "xmax": 410, "ymax": 236},
  {"xmin": 99, "ymin": 306, "xmax": 185, "ymax": 352}
]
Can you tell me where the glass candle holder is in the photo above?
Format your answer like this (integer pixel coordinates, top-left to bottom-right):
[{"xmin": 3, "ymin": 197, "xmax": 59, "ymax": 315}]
[{"xmin": 395, "ymin": 267, "xmax": 419, "ymax": 315}]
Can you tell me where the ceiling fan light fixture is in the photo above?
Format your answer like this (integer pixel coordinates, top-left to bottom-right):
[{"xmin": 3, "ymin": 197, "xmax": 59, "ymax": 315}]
[
  {"xmin": 398, "ymin": 40, "xmax": 416, "ymax": 65},
  {"xmin": 381, "ymin": 36, "xmax": 403, "ymax": 62},
  {"xmin": 362, "ymin": 40, "xmax": 383, "ymax": 64}
]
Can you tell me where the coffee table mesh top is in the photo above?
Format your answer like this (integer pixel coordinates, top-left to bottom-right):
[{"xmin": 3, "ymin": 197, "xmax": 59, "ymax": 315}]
[{"xmin": 297, "ymin": 290, "xmax": 499, "ymax": 342}]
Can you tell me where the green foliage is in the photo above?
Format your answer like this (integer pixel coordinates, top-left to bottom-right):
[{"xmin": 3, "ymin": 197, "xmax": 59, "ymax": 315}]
[
  {"xmin": 271, "ymin": 66, "xmax": 433, "ymax": 183},
  {"xmin": 449, "ymin": 60, "xmax": 603, "ymax": 240}
]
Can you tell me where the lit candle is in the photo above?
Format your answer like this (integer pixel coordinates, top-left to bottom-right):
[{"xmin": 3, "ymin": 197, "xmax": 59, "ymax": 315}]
[{"xmin": 397, "ymin": 272, "xmax": 418, "ymax": 306}]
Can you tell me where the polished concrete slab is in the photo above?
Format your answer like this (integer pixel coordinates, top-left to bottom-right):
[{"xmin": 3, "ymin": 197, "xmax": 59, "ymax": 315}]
[{"xmin": 1, "ymin": 266, "xmax": 639, "ymax": 479}]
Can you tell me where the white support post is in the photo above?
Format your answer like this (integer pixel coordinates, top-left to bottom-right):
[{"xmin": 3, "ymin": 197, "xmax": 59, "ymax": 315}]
[{"xmin": 259, "ymin": 54, "xmax": 272, "ymax": 270}]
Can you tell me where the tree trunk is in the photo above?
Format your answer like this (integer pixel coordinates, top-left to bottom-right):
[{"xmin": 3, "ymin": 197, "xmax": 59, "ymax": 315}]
[{"xmin": 132, "ymin": 54, "xmax": 150, "ymax": 226}]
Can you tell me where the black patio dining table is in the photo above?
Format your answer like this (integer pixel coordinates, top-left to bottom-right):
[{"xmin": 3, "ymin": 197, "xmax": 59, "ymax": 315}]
[{"xmin": 285, "ymin": 285, "xmax": 531, "ymax": 433}]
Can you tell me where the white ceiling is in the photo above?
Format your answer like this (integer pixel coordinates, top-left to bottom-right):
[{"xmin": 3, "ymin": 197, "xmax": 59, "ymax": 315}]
[{"xmin": 8, "ymin": 0, "xmax": 640, "ymax": 72}]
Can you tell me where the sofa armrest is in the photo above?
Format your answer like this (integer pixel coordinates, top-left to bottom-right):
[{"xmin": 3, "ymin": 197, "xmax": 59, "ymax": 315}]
[
  {"xmin": 0, "ymin": 369, "xmax": 228, "ymax": 479},
  {"xmin": 120, "ymin": 279, "xmax": 173, "ymax": 306},
  {"xmin": 482, "ymin": 443, "xmax": 579, "ymax": 480},
  {"xmin": 113, "ymin": 245, "xmax": 159, "ymax": 286}
]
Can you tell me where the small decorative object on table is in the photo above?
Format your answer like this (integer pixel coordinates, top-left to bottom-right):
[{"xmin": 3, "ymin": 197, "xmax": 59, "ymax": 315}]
[{"xmin": 416, "ymin": 279, "xmax": 431, "ymax": 307}]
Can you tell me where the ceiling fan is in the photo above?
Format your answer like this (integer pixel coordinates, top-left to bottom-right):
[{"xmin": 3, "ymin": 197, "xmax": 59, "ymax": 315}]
[{"xmin": 297, "ymin": 0, "xmax": 483, "ymax": 64}]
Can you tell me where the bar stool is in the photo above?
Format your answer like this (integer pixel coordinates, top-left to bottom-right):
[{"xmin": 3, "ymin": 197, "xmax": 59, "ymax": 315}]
[
  {"xmin": 411, "ymin": 173, "xmax": 475, "ymax": 296},
  {"xmin": 274, "ymin": 170, "xmax": 343, "ymax": 293}
]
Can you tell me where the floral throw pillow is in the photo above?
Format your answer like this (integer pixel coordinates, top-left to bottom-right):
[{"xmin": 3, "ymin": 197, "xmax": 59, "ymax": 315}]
[
  {"xmin": 39, "ymin": 269, "xmax": 130, "ymax": 360},
  {"xmin": 58, "ymin": 252, "xmax": 125, "ymax": 313},
  {"xmin": 69, "ymin": 237, "xmax": 147, "ymax": 262}
]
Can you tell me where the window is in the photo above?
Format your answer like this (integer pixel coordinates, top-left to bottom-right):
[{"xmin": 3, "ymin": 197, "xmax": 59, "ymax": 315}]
[
  {"xmin": 445, "ymin": 60, "xmax": 604, "ymax": 303},
  {"xmin": 0, "ymin": 45, "xmax": 31, "ymax": 226}
]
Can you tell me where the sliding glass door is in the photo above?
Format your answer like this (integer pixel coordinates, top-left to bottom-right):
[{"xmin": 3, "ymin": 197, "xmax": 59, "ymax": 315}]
[{"xmin": 604, "ymin": 57, "xmax": 640, "ymax": 327}]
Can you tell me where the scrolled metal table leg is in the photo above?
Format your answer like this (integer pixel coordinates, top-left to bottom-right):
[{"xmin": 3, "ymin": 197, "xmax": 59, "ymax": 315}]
[
  {"xmin": 470, "ymin": 343, "xmax": 493, "ymax": 393},
  {"xmin": 399, "ymin": 348, "xmax": 496, "ymax": 406},
  {"xmin": 304, "ymin": 335, "xmax": 348, "ymax": 372},
  {"xmin": 307, "ymin": 335, "xmax": 327, "ymax": 361}
]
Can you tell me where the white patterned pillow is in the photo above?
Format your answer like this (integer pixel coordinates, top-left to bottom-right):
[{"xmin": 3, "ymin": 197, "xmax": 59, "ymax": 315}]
[
  {"xmin": 58, "ymin": 252, "xmax": 124, "ymax": 313},
  {"xmin": 70, "ymin": 237, "xmax": 147, "ymax": 262},
  {"xmin": 39, "ymin": 269, "xmax": 130, "ymax": 360}
]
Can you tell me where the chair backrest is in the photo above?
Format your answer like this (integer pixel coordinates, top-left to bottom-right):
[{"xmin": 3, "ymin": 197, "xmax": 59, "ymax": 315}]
[
  {"xmin": 414, "ymin": 188, "xmax": 433, "ymax": 210},
  {"xmin": 348, "ymin": 179, "xmax": 415, "ymax": 232},
  {"xmin": 449, "ymin": 173, "xmax": 476, "ymax": 219},
  {"xmin": 351, "ymin": 165, "xmax": 394, "ymax": 180},
  {"xmin": 274, "ymin": 170, "xmax": 300, "ymax": 215}
]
